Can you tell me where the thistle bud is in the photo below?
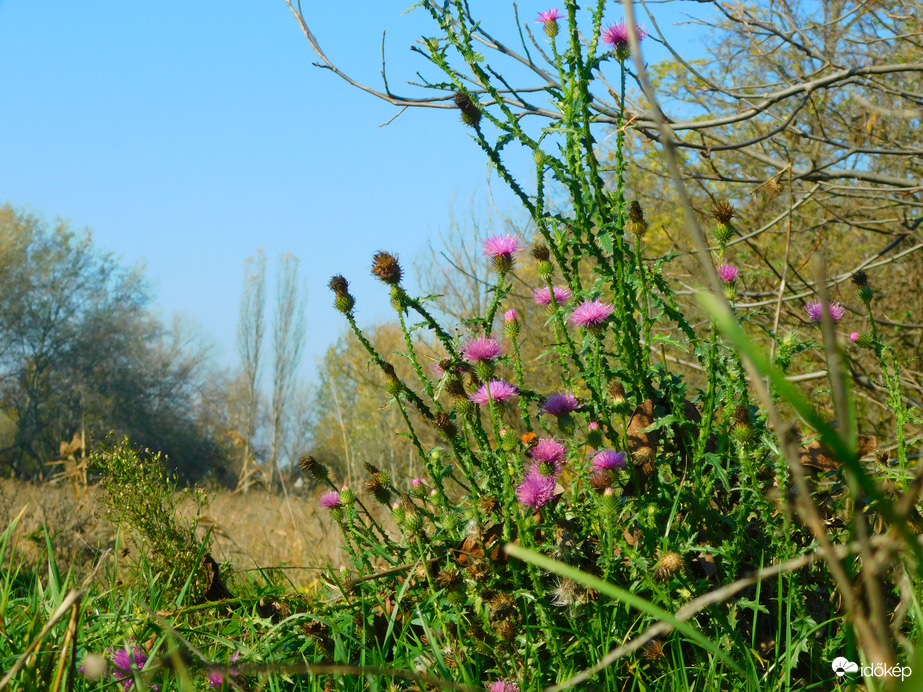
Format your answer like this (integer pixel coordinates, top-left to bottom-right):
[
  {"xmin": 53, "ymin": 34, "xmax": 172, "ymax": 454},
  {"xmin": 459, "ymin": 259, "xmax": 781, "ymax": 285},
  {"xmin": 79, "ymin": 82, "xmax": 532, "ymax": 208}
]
[
  {"xmin": 628, "ymin": 201, "xmax": 648, "ymax": 237},
  {"xmin": 732, "ymin": 404, "xmax": 754, "ymax": 443},
  {"xmin": 404, "ymin": 511, "xmax": 424, "ymax": 534},
  {"xmin": 856, "ymin": 332, "xmax": 874, "ymax": 349},
  {"xmin": 391, "ymin": 503, "xmax": 406, "ymax": 525},
  {"xmin": 381, "ymin": 362, "xmax": 403, "ymax": 396},
  {"xmin": 454, "ymin": 90, "xmax": 481, "ymax": 128},
  {"xmin": 389, "ymin": 285, "xmax": 408, "ymax": 313},
  {"xmin": 503, "ymin": 309, "xmax": 520, "ymax": 339},
  {"xmin": 365, "ymin": 472, "xmax": 392, "ymax": 505},
  {"xmin": 409, "ymin": 477, "xmax": 428, "ymax": 499},
  {"xmin": 339, "ymin": 487, "xmax": 356, "ymax": 505},
  {"xmin": 586, "ymin": 421, "xmax": 604, "ymax": 448},
  {"xmin": 334, "ymin": 293, "xmax": 355, "ymax": 314},
  {"xmin": 455, "ymin": 397, "xmax": 476, "ymax": 418}
]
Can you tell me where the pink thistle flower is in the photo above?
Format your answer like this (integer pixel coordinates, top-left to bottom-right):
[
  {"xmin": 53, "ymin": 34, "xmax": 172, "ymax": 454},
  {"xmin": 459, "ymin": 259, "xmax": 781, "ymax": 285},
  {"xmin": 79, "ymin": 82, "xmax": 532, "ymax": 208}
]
[
  {"xmin": 569, "ymin": 299, "xmax": 615, "ymax": 329},
  {"xmin": 461, "ymin": 336, "xmax": 504, "ymax": 363},
  {"xmin": 591, "ymin": 449, "xmax": 626, "ymax": 470},
  {"xmin": 206, "ymin": 654, "xmax": 240, "ymax": 689},
  {"xmin": 504, "ymin": 309, "xmax": 518, "ymax": 322},
  {"xmin": 601, "ymin": 21, "xmax": 647, "ymax": 59},
  {"xmin": 529, "ymin": 436, "xmax": 567, "ymax": 474},
  {"xmin": 469, "ymin": 379, "xmax": 519, "ymax": 405},
  {"xmin": 540, "ymin": 392, "xmax": 581, "ymax": 417},
  {"xmin": 411, "ymin": 477, "xmax": 423, "ymax": 487},
  {"xmin": 107, "ymin": 642, "xmax": 158, "ymax": 691},
  {"xmin": 483, "ymin": 235, "xmax": 521, "ymax": 272},
  {"xmin": 532, "ymin": 285, "xmax": 572, "ymax": 306},
  {"xmin": 717, "ymin": 263, "xmax": 739, "ymax": 284},
  {"xmin": 515, "ymin": 470, "xmax": 557, "ymax": 509},
  {"xmin": 535, "ymin": 8, "xmax": 564, "ymax": 24},
  {"xmin": 588, "ymin": 421, "xmax": 600, "ymax": 431},
  {"xmin": 849, "ymin": 331, "xmax": 860, "ymax": 342},
  {"xmin": 804, "ymin": 300, "xmax": 845, "ymax": 323},
  {"xmin": 488, "ymin": 680, "xmax": 520, "ymax": 692},
  {"xmin": 319, "ymin": 491, "xmax": 341, "ymax": 509}
]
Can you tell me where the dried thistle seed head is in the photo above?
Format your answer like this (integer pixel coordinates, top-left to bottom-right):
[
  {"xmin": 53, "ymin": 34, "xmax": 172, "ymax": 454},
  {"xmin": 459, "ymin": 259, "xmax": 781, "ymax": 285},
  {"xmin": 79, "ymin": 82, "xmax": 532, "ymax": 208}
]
[
  {"xmin": 436, "ymin": 568, "xmax": 462, "ymax": 589},
  {"xmin": 851, "ymin": 270, "xmax": 874, "ymax": 303},
  {"xmin": 531, "ymin": 243, "xmax": 551, "ymax": 262},
  {"xmin": 710, "ymin": 201, "xmax": 735, "ymax": 225},
  {"xmin": 495, "ymin": 619, "xmax": 517, "ymax": 641},
  {"xmin": 608, "ymin": 380, "xmax": 627, "ymax": 407},
  {"xmin": 764, "ymin": 176, "xmax": 783, "ymax": 198},
  {"xmin": 444, "ymin": 376, "xmax": 467, "ymax": 399},
  {"xmin": 371, "ymin": 251, "xmax": 402, "ymax": 285},
  {"xmin": 489, "ymin": 592, "xmax": 517, "ymax": 621},
  {"xmin": 733, "ymin": 404, "xmax": 751, "ymax": 427},
  {"xmin": 850, "ymin": 269, "xmax": 869, "ymax": 288},
  {"xmin": 432, "ymin": 411, "xmax": 457, "ymax": 438},
  {"xmin": 552, "ymin": 577, "xmax": 588, "ymax": 608},
  {"xmin": 365, "ymin": 473, "xmax": 392, "ymax": 505},
  {"xmin": 454, "ymin": 90, "xmax": 482, "ymax": 127},
  {"xmin": 628, "ymin": 201, "xmax": 648, "ymax": 236},
  {"xmin": 733, "ymin": 404, "xmax": 754, "ymax": 443},
  {"xmin": 328, "ymin": 274, "xmax": 350, "ymax": 297},
  {"xmin": 298, "ymin": 455, "xmax": 329, "ymax": 480},
  {"xmin": 466, "ymin": 558, "xmax": 490, "ymax": 582},
  {"xmin": 654, "ymin": 552, "xmax": 684, "ymax": 581},
  {"xmin": 642, "ymin": 639, "xmax": 665, "ymax": 661},
  {"xmin": 479, "ymin": 494, "xmax": 499, "ymax": 515},
  {"xmin": 364, "ymin": 461, "xmax": 381, "ymax": 476}
]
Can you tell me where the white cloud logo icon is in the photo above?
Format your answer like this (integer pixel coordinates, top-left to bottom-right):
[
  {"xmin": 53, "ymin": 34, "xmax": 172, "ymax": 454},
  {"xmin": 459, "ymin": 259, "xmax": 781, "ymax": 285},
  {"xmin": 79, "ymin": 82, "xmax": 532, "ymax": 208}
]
[{"xmin": 832, "ymin": 657, "xmax": 859, "ymax": 676}]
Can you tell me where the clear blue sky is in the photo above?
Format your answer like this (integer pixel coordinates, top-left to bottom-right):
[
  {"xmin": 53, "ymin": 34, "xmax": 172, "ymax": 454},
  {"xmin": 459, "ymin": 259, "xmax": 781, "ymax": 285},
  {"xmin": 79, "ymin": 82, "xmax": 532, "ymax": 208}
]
[{"xmin": 0, "ymin": 1, "xmax": 708, "ymax": 381}]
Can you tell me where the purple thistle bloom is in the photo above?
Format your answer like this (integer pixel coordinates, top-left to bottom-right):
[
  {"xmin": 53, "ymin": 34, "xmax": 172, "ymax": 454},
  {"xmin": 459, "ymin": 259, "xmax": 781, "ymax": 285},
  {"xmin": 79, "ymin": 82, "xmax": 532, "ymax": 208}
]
[
  {"xmin": 515, "ymin": 470, "xmax": 557, "ymax": 509},
  {"xmin": 483, "ymin": 235, "xmax": 521, "ymax": 259},
  {"xmin": 540, "ymin": 392, "xmax": 581, "ymax": 418},
  {"xmin": 804, "ymin": 300, "xmax": 845, "ymax": 323},
  {"xmin": 717, "ymin": 263, "xmax": 739, "ymax": 284},
  {"xmin": 504, "ymin": 308, "xmax": 518, "ymax": 322},
  {"xmin": 535, "ymin": 8, "xmax": 564, "ymax": 24},
  {"xmin": 569, "ymin": 299, "xmax": 615, "ymax": 328},
  {"xmin": 319, "ymin": 490, "xmax": 341, "ymax": 509},
  {"xmin": 461, "ymin": 336, "xmax": 504, "ymax": 363},
  {"xmin": 107, "ymin": 643, "xmax": 157, "ymax": 691},
  {"xmin": 529, "ymin": 436, "xmax": 567, "ymax": 475},
  {"xmin": 849, "ymin": 331, "xmax": 860, "ymax": 342},
  {"xmin": 469, "ymin": 379, "xmax": 519, "ymax": 405},
  {"xmin": 601, "ymin": 21, "xmax": 647, "ymax": 58},
  {"xmin": 207, "ymin": 654, "xmax": 240, "ymax": 689},
  {"xmin": 532, "ymin": 285, "xmax": 572, "ymax": 306},
  {"xmin": 591, "ymin": 450, "xmax": 627, "ymax": 470}
]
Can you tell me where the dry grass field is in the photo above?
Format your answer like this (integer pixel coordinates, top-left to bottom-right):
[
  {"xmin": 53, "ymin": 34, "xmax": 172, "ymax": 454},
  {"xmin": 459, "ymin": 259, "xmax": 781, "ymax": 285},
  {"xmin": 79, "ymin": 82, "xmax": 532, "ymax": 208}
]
[{"xmin": 0, "ymin": 477, "xmax": 353, "ymax": 591}]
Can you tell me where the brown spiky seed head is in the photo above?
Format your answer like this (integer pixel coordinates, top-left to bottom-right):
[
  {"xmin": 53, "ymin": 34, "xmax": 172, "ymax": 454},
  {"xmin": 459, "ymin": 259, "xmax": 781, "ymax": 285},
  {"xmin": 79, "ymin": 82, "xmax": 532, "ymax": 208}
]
[
  {"xmin": 433, "ymin": 411, "xmax": 457, "ymax": 436},
  {"xmin": 298, "ymin": 455, "xmax": 329, "ymax": 481},
  {"xmin": 733, "ymin": 404, "xmax": 751, "ymax": 427},
  {"xmin": 531, "ymin": 243, "xmax": 551, "ymax": 262},
  {"xmin": 489, "ymin": 592, "xmax": 517, "ymax": 621},
  {"xmin": 495, "ymin": 619, "xmax": 517, "ymax": 641},
  {"xmin": 328, "ymin": 275, "xmax": 350, "ymax": 297},
  {"xmin": 454, "ymin": 90, "xmax": 482, "ymax": 127},
  {"xmin": 711, "ymin": 201, "xmax": 735, "ymax": 225},
  {"xmin": 629, "ymin": 200, "xmax": 645, "ymax": 224},
  {"xmin": 467, "ymin": 558, "xmax": 490, "ymax": 582},
  {"xmin": 371, "ymin": 251, "xmax": 402, "ymax": 285},
  {"xmin": 479, "ymin": 494, "xmax": 499, "ymax": 515},
  {"xmin": 851, "ymin": 270, "xmax": 869, "ymax": 288},
  {"xmin": 437, "ymin": 568, "xmax": 462, "ymax": 589},
  {"xmin": 654, "ymin": 552, "xmax": 684, "ymax": 581},
  {"xmin": 608, "ymin": 380, "xmax": 626, "ymax": 404},
  {"xmin": 642, "ymin": 639, "xmax": 665, "ymax": 661},
  {"xmin": 444, "ymin": 376, "xmax": 467, "ymax": 400},
  {"xmin": 364, "ymin": 461, "xmax": 381, "ymax": 476}
]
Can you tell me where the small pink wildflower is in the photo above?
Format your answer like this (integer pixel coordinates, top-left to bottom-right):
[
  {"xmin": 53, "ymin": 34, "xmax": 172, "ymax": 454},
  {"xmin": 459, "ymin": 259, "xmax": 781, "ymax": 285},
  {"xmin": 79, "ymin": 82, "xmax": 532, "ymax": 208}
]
[
  {"xmin": 849, "ymin": 331, "xmax": 860, "ymax": 342},
  {"xmin": 319, "ymin": 491, "xmax": 341, "ymax": 509},
  {"xmin": 515, "ymin": 470, "xmax": 557, "ymax": 509},
  {"xmin": 533, "ymin": 285, "xmax": 572, "ymax": 306},
  {"xmin": 504, "ymin": 309, "xmax": 518, "ymax": 322},
  {"xmin": 804, "ymin": 300, "xmax": 845, "ymax": 323},
  {"xmin": 106, "ymin": 642, "xmax": 158, "ymax": 691},
  {"xmin": 569, "ymin": 299, "xmax": 615, "ymax": 329},
  {"xmin": 536, "ymin": 8, "xmax": 564, "ymax": 24},
  {"xmin": 469, "ymin": 379, "xmax": 519, "ymax": 405},
  {"xmin": 540, "ymin": 392, "xmax": 581, "ymax": 417},
  {"xmin": 462, "ymin": 336, "xmax": 504, "ymax": 363},
  {"xmin": 591, "ymin": 449, "xmax": 627, "ymax": 470},
  {"xmin": 717, "ymin": 263, "xmax": 739, "ymax": 283},
  {"xmin": 601, "ymin": 21, "xmax": 647, "ymax": 59},
  {"xmin": 206, "ymin": 654, "xmax": 240, "ymax": 689}
]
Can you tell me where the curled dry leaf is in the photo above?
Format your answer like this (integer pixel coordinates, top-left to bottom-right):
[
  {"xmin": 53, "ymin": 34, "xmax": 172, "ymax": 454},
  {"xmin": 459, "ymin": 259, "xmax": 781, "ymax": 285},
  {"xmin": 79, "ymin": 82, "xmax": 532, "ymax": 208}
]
[{"xmin": 799, "ymin": 434, "xmax": 877, "ymax": 472}]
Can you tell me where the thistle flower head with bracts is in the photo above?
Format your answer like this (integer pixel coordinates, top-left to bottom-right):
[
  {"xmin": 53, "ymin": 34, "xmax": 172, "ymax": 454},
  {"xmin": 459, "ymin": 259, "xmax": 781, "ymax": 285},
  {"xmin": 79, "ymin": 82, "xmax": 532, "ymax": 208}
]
[
  {"xmin": 591, "ymin": 449, "xmax": 627, "ymax": 470},
  {"xmin": 601, "ymin": 21, "xmax": 647, "ymax": 60},
  {"xmin": 328, "ymin": 274, "xmax": 354, "ymax": 314},
  {"xmin": 528, "ymin": 436, "xmax": 567, "ymax": 474},
  {"xmin": 540, "ymin": 391, "xmax": 581, "ymax": 418},
  {"xmin": 461, "ymin": 335, "xmax": 504, "ymax": 363},
  {"xmin": 106, "ymin": 642, "xmax": 158, "ymax": 691},
  {"xmin": 488, "ymin": 679, "xmax": 521, "ymax": 692},
  {"xmin": 569, "ymin": 298, "xmax": 614, "ymax": 332},
  {"xmin": 483, "ymin": 234, "xmax": 521, "ymax": 272},
  {"xmin": 535, "ymin": 8, "xmax": 564, "ymax": 37},
  {"xmin": 515, "ymin": 469, "xmax": 557, "ymax": 509},
  {"xmin": 319, "ymin": 490, "xmax": 341, "ymax": 509},
  {"xmin": 533, "ymin": 285, "xmax": 572, "ymax": 306},
  {"xmin": 454, "ymin": 89, "xmax": 481, "ymax": 127},
  {"xmin": 469, "ymin": 379, "xmax": 518, "ymax": 405},
  {"xmin": 804, "ymin": 300, "xmax": 845, "ymax": 323}
]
